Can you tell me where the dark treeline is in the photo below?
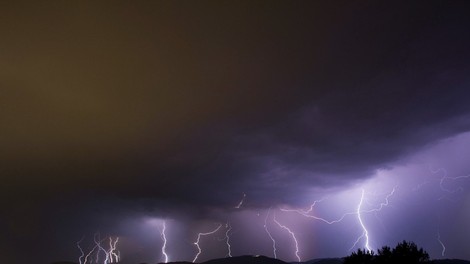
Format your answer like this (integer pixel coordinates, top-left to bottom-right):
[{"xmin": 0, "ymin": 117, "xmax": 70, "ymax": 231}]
[
  {"xmin": 344, "ymin": 240, "xmax": 429, "ymax": 264},
  {"xmin": 53, "ymin": 240, "xmax": 469, "ymax": 264}
]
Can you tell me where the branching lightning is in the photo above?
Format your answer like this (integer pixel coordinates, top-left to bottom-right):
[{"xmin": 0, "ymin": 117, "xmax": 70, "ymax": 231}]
[
  {"xmin": 94, "ymin": 233, "xmax": 107, "ymax": 264},
  {"xmin": 160, "ymin": 221, "xmax": 169, "ymax": 263},
  {"xmin": 224, "ymin": 222, "xmax": 233, "ymax": 257},
  {"xmin": 75, "ymin": 173, "xmax": 470, "ymax": 263},
  {"xmin": 349, "ymin": 187, "xmax": 395, "ymax": 253},
  {"xmin": 273, "ymin": 213, "xmax": 301, "ymax": 262},
  {"xmin": 192, "ymin": 223, "xmax": 222, "ymax": 263},
  {"xmin": 77, "ymin": 233, "xmax": 120, "ymax": 264},
  {"xmin": 77, "ymin": 236, "xmax": 86, "ymax": 264},
  {"xmin": 280, "ymin": 186, "xmax": 395, "ymax": 255},
  {"xmin": 107, "ymin": 237, "xmax": 120, "ymax": 263},
  {"xmin": 435, "ymin": 168, "xmax": 470, "ymax": 195},
  {"xmin": 264, "ymin": 208, "xmax": 277, "ymax": 259}
]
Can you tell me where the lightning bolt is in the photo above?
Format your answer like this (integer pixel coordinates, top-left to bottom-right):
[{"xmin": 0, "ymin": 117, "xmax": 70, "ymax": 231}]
[
  {"xmin": 83, "ymin": 245, "xmax": 98, "ymax": 264},
  {"xmin": 77, "ymin": 236, "xmax": 86, "ymax": 264},
  {"xmin": 77, "ymin": 233, "xmax": 120, "ymax": 264},
  {"xmin": 83, "ymin": 237, "xmax": 100, "ymax": 264},
  {"xmin": 94, "ymin": 233, "xmax": 107, "ymax": 264},
  {"xmin": 282, "ymin": 186, "xmax": 396, "ymax": 226},
  {"xmin": 437, "ymin": 230, "xmax": 446, "ymax": 257},
  {"xmin": 264, "ymin": 208, "xmax": 277, "ymax": 259},
  {"xmin": 108, "ymin": 237, "xmax": 120, "ymax": 263},
  {"xmin": 281, "ymin": 186, "xmax": 395, "ymax": 255},
  {"xmin": 235, "ymin": 193, "xmax": 246, "ymax": 209},
  {"xmin": 353, "ymin": 189, "xmax": 372, "ymax": 253},
  {"xmin": 160, "ymin": 221, "xmax": 169, "ymax": 263},
  {"xmin": 224, "ymin": 223, "xmax": 233, "ymax": 257},
  {"xmin": 192, "ymin": 223, "xmax": 222, "ymax": 263},
  {"xmin": 111, "ymin": 237, "xmax": 121, "ymax": 263},
  {"xmin": 273, "ymin": 213, "xmax": 301, "ymax": 262}
]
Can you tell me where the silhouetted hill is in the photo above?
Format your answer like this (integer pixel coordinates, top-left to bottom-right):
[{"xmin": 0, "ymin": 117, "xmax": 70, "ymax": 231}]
[
  {"xmin": 295, "ymin": 258, "xmax": 470, "ymax": 264},
  {"xmin": 53, "ymin": 256, "xmax": 470, "ymax": 264},
  {"xmin": 296, "ymin": 258, "xmax": 344, "ymax": 264},
  {"xmin": 431, "ymin": 260, "xmax": 470, "ymax": 264},
  {"xmin": 201, "ymin": 255, "xmax": 287, "ymax": 264}
]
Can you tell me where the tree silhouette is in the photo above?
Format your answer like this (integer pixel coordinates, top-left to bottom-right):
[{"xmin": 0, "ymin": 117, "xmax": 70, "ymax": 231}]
[
  {"xmin": 375, "ymin": 246, "xmax": 392, "ymax": 264},
  {"xmin": 344, "ymin": 241, "xmax": 429, "ymax": 264},
  {"xmin": 343, "ymin": 249, "xmax": 374, "ymax": 264},
  {"xmin": 390, "ymin": 240, "xmax": 429, "ymax": 263}
]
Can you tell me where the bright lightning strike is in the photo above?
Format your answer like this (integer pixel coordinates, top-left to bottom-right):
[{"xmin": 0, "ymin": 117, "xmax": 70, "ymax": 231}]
[
  {"xmin": 159, "ymin": 221, "xmax": 169, "ymax": 263},
  {"xmin": 281, "ymin": 186, "xmax": 395, "ymax": 255},
  {"xmin": 224, "ymin": 223, "xmax": 233, "ymax": 257},
  {"xmin": 77, "ymin": 233, "xmax": 120, "ymax": 264},
  {"xmin": 282, "ymin": 186, "xmax": 396, "ymax": 227},
  {"xmin": 94, "ymin": 233, "xmax": 107, "ymax": 264},
  {"xmin": 107, "ymin": 237, "xmax": 120, "ymax": 263},
  {"xmin": 81, "ymin": 233, "xmax": 104, "ymax": 264},
  {"xmin": 192, "ymin": 223, "xmax": 222, "ymax": 263},
  {"xmin": 264, "ymin": 208, "xmax": 277, "ymax": 259},
  {"xmin": 273, "ymin": 213, "xmax": 301, "ymax": 262},
  {"xmin": 355, "ymin": 189, "xmax": 371, "ymax": 253}
]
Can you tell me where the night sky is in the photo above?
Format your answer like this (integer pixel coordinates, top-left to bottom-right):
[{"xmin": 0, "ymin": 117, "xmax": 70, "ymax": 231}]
[{"xmin": 2, "ymin": 1, "xmax": 470, "ymax": 264}]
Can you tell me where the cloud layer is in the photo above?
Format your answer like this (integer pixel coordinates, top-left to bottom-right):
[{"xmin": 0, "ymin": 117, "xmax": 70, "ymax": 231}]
[{"xmin": 2, "ymin": 1, "xmax": 470, "ymax": 263}]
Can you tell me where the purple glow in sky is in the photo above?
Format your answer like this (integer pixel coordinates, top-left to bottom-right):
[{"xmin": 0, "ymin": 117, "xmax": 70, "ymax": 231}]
[
  {"xmin": 2, "ymin": 1, "xmax": 470, "ymax": 264},
  {"xmin": 57, "ymin": 131, "xmax": 470, "ymax": 264}
]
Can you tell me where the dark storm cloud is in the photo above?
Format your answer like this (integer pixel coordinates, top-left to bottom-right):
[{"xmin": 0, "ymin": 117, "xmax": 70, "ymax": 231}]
[
  {"xmin": 126, "ymin": 3, "xmax": 470, "ymax": 209},
  {"xmin": 2, "ymin": 2, "xmax": 470, "ymax": 262},
  {"xmin": 2, "ymin": 1, "xmax": 470, "ymax": 208}
]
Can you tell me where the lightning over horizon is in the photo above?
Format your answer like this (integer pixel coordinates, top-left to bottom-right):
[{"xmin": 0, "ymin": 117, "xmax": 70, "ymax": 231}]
[
  {"xmin": 7, "ymin": 2, "xmax": 470, "ymax": 263},
  {"xmin": 264, "ymin": 208, "xmax": 277, "ymax": 259},
  {"xmin": 71, "ymin": 170, "xmax": 467, "ymax": 263},
  {"xmin": 76, "ymin": 233, "xmax": 120, "ymax": 264},
  {"xmin": 77, "ymin": 236, "xmax": 86, "ymax": 264},
  {"xmin": 273, "ymin": 213, "xmax": 301, "ymax": 262},
  {"xmin": 160, "ymin": 221, "xmax": 169, "ymax": 263},
  {"xmin": 192, "ymin": 224, "xmax": 223, "ymax": 263},
  {"xmin": 224, "ymin": 223, "xmax": 233, "ymax": 258},
  {"xmin": 278, "ymin": 185, "xmax": 396, "ymax": 256},
  {"xmin": 437, "ymin": 230, "xmax": 446, "ymax": 257},
  {"xmin": 354, "ymin": 189, "xmax": 372, "ymax": 253}
]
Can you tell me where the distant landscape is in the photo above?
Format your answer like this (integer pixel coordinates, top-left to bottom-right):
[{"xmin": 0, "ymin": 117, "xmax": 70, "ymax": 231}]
[
  {"xmin": 52, "ymin": 241, "xmax": 470, "ymax": 264},
  {"xmin": 52, "ymin": 254, "xmax": 470, "ymax": 264}
]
